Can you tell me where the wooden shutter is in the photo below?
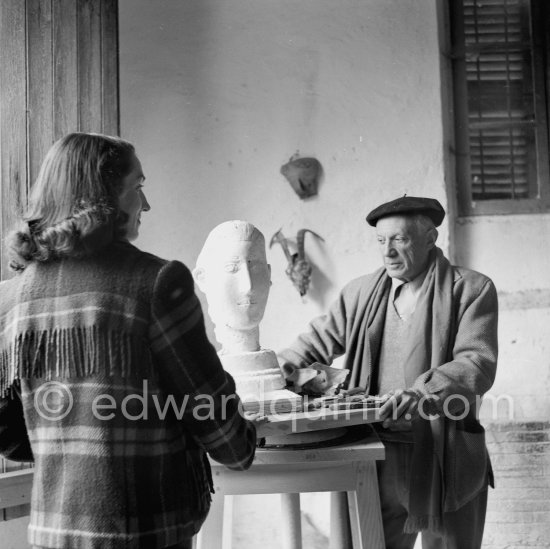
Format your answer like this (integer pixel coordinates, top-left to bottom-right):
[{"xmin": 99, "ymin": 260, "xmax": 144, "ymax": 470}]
[
  {"xmin": 0, "ymin": 0, "xmax": 119, "ymax": 280},
  {"xmin": 451, "ymin": 0, "xmax": 550, "ymax": 215}
]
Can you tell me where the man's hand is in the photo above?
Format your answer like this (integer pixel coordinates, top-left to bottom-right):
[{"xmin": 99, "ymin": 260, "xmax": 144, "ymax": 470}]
[{"xmin": 378, "ymin": 389, "xmax": 420, "ymax": 431}]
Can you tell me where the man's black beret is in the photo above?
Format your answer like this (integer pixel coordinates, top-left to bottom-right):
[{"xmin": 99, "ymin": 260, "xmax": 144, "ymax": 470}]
[{"xmin": 366, "ymin": 196, "xmax": 445, "ymax": 227}]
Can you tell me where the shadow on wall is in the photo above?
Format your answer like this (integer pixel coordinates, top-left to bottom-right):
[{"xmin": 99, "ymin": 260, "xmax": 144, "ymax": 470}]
[{"xmin": 306, "ymin": 258, "xmax": 334, "ymax": 310}]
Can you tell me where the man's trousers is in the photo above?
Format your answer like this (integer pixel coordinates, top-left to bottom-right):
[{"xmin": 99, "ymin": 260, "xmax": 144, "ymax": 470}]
[{"xmin": 376, "ymin": 440, "xmax": 489, "ymax": 549}]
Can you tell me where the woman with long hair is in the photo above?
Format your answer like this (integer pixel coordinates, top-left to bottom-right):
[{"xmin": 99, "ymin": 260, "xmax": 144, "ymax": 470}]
[{"xmin": 0, "ymin": 132, "xmax": 256, "ymax": 549}]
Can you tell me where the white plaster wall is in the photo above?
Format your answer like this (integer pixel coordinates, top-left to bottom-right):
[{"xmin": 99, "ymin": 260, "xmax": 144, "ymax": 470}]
[
  {"xmin": 454, "ymin": 216, "xmax": 550, "ymax": 420},
  {"xmin": 455, "ymin": 215, "xmax": 550, "ymax": 294},
  {"xmin": 119, "ymin": 0, "xmax": 448, "ymax": 352}
]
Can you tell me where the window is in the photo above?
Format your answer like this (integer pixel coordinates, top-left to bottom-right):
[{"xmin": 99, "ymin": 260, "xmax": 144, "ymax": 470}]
[{"xmin": 449, "ymin": 0, "xmax": 550, "ymax": 215}]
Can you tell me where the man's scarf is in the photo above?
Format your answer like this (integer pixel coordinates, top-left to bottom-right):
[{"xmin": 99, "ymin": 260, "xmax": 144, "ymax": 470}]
[
  {"xmin": 402, "ymin": 247, "xmax": 454, "ymax": 533},
  {"xmin": 343, "ymin": 247, "xmax": 454, "ymax": 533}
]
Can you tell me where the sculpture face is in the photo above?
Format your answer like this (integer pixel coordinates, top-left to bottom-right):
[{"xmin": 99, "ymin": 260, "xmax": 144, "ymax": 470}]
[{"xmin": 194, "ymin": 223, "xmax": 271, "ymax": 332}]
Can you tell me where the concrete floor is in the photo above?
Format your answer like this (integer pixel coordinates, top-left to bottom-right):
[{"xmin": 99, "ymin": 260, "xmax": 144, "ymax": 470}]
[
  {"xmin": 232, "ymin": 494, "xmax": 329, "ymax": 548},
  {"xmin": 231, "ymin": 492, "xmax": 422, "ymax": 549}
]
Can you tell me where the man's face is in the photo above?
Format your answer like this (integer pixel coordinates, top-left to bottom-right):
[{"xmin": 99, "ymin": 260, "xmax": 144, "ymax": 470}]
[
  {"xmin": 199, "ymin": 238, "xmax": 271, "ymax": 331},
  {"xmin": 375, "ymin": 215, "xmax": 434, "ymax": 281}
]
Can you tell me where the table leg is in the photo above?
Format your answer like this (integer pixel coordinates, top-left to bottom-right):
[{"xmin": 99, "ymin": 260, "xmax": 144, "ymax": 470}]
[
  {"xmin": 348, "ymin": 461, "xmax": 384, "ymax": 549},
  {"xmin": 197, "ymin": 491, "xmax": 225, "ymax": 549},
  {"xmin": 222, "ymin": 495, "xmax": 234, "ymax": 547},
  {"xmin": 280, "ymin": 492, "xmax": 302, "ymax": 549},
  {"xmin": 330, "ymin": 492, "xmax": 352, "ymax": 549}
]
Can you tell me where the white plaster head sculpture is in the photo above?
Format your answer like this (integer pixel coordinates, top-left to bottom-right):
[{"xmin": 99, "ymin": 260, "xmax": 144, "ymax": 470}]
[{"xmin": 193, "ymin": 220, "xmax": 271, "ymax": 354}]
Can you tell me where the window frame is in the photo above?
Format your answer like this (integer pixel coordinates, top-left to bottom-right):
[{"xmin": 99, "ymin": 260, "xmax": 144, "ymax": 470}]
[{"xmin": 450, "ymin": 0, "xmax": 550, "ymax": 216}]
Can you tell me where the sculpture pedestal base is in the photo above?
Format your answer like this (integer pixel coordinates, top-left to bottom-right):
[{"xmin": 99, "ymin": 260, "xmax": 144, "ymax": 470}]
[
  {"xmin": 241, "ymin": 388, "xmax": 302, "ymax": 414},
  {"xmin": 219, "ymin": 349, "xmax": 292, "ymax": 405}
]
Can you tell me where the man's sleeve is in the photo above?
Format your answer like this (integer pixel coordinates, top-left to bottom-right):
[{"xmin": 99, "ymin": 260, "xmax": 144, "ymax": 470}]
[
  {"xmin": 0, "ymin": 382, "xmax": 33, "ymax": 462},
  {"xmin": 278, "ymin": 289, "xmax": 349, "ymax": 371},
  {"xmin": 149, "ymin": 260, "xmax": 256, "ymax": 470},
  {"xmin": 412, "ymin": 278, "xmax": 498, "ymax": 413}
]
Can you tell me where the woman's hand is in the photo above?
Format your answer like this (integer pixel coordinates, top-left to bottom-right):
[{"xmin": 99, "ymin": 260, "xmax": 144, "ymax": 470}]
[
  {"xmin": 243, "ymin": 412, "xmax": 270, "ymax": 438},
  {"xmin": 243, "ymin": 411, "xmax": 269, "ymax": 425}
]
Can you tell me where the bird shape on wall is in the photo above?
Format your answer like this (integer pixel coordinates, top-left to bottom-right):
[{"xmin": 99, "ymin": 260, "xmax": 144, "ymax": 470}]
[
  {"xmin": 280, "ymin": 153, "xmax": 322, "ymax": 199},
  {"xmin": 269, "ymin": 228, "xmax": 324, "ymax": 297}
]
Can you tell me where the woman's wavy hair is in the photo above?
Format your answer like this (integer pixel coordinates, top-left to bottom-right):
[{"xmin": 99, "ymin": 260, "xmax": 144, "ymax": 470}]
[{"xmin": 7, "ymin": 132, "xmax": 136, "ymax": 272}]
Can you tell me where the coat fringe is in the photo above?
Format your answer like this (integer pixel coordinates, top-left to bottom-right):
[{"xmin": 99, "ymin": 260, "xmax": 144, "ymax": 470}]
[
  {"xmin": 0, "ymin": 327, "xmax": 152, "ymax": 396},
  {"xmin": 403, "ymin": 515, "xmax": 444, "ymax": 535}
]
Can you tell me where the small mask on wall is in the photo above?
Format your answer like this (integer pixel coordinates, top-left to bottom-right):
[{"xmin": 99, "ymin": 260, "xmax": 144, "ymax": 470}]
[
  {"xmin": 269, "ymin": 228, "xmax": 324, "ymax": 297},
  {"xmin": 280, "ymin": 153, "xmax": 322, "ymax": 199}
]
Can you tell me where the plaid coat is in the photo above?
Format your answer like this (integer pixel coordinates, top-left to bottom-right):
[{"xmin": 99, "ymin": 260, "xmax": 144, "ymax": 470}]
[{"xmin": 0, "ymin": 241, "xmax": 256, "ymax": 548}]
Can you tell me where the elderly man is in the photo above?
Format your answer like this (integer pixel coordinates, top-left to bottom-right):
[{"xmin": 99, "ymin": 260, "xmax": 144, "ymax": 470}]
[{"xmin": 279, "ymin": 196, "xmax": 498, "ymax": 549}]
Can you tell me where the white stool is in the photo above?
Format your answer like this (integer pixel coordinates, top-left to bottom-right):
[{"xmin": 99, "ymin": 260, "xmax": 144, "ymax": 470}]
[{"xmin": 197, "ymin": 435, "xmax": 385, "ymax": 549}]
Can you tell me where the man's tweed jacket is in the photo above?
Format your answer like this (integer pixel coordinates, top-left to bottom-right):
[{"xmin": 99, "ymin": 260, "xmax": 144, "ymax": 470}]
[
  {"xmin": 0, "ymin": 241, "xmax": 256, "ymax": 549},
  {"xmin": 279, "ymin": 256, "xmax": 498, "ymax": 514}
]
